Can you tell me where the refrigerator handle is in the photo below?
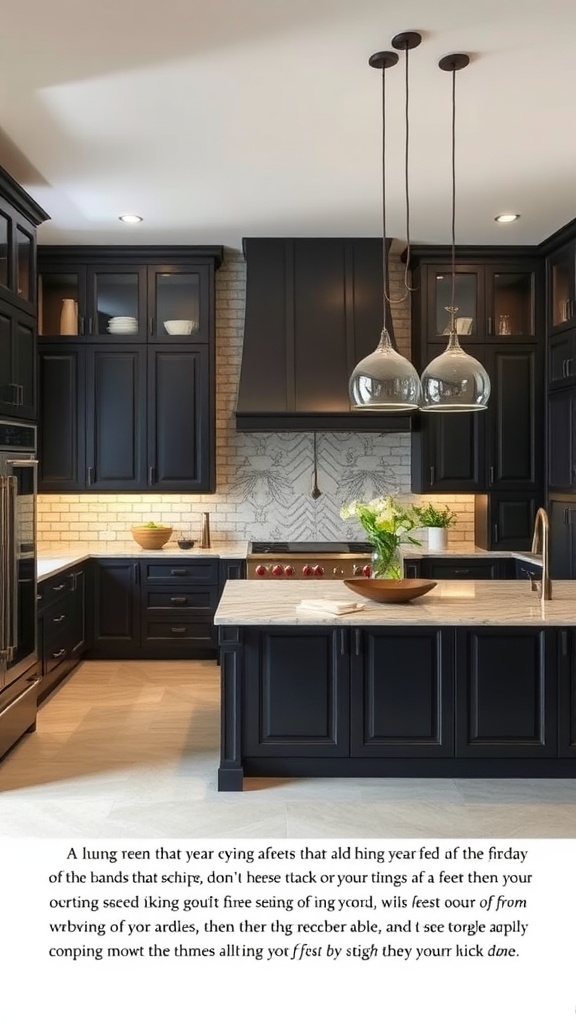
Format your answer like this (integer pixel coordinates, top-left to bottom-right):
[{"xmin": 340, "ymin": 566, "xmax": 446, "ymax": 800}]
[
  {"xmin": 0, "ymin": 477, "xmax": 7, "ymax": 654},
  {"xmin": 0, "ymin": 477, "xmax": 17, "ymax": 658}
]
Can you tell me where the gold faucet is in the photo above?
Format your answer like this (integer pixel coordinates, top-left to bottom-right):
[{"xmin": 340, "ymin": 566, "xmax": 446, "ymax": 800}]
[{"xmin": 530, "ymin": 506, "xmax": 551, "ymax": 600}]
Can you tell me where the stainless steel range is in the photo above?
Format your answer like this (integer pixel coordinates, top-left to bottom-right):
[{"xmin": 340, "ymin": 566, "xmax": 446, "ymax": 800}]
[{"xmin": 247, "ymin": 541, "xmax": 374, "ymax": 580}]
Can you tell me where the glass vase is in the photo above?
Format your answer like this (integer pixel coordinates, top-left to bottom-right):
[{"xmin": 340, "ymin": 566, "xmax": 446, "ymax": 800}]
[{"xmin": 370, "ymin": 543, "xmax": 403, "ymax": 580}]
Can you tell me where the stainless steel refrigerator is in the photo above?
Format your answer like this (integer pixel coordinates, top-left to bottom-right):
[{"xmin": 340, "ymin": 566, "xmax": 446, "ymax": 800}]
[{"xmin": 0, "ymin": 418, "xmax": 39, "ymax": 759}]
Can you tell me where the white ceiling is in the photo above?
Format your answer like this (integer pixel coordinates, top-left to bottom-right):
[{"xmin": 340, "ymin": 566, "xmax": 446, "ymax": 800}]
[{"xmin": 2, "ymin": 0, "xmax": 575, "ymax": 249}]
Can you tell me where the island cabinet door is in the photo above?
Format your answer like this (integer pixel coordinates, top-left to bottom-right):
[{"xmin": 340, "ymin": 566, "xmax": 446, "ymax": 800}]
[
  {"xmin": 557, "ymin": 628, "xmax": 576, "ymax": 757},
  {"xmin": 455, "ymin": 627, "xmax": 556, "ymax": 757},
  {"xmin": 349, "ymin": 627, "xmax": 455, "ymax": 757},
  {"xmin": 243, "ymin": 627, "xmax": 349, "ymax": 757}
]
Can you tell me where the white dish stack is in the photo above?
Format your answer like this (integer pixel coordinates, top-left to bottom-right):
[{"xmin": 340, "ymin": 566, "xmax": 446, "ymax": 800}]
[{"xmin": 108, "ymin": 316, "xmax": 138, "ymax": 334}]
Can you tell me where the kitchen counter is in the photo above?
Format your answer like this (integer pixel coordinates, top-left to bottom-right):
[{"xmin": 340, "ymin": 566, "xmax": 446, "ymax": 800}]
[
  {"xmin": 37, "ymin": 541, "xmax": 249, "ymax": 582},
  {"xmin": 215, "ymin": 578, "xmax": 572, "ymax": 626}
]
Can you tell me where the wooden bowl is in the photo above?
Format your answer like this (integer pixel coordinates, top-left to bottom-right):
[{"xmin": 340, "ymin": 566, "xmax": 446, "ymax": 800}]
[
  {"xmin": 131, "ymin": 526, "xmax": 173, "ymax": 549},
  {"xmin": 343, "ymin": 578, "xmax": 437, "ymax": 604}
]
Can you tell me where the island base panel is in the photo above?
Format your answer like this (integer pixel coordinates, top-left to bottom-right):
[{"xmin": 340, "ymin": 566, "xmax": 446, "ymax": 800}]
[{"xmin": 237, "ymin": 757, "xmax": 576, "ymax": 783}]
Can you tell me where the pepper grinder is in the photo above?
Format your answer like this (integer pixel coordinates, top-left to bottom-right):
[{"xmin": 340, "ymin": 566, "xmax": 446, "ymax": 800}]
[{"xmin": 200, "ymin": 511, "xmax": 211, "ymax": 549}]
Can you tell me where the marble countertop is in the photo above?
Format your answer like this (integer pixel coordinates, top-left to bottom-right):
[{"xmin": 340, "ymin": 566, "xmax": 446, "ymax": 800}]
[
  {"xmin": 37, "ymin": 541, "xmax": 249, "ymax": 582},
  {"xmin": 400, "ymin": 544, "xmax": 542, "ymax": 564},
  {"xmin": 214, "ymin": 578, "xmax": 575, "ymax": 627}
]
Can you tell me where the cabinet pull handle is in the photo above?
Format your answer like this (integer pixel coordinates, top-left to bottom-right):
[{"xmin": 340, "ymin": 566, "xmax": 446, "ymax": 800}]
[
  {"xmin": 170, "ymin": 626, "xmax": 187, "ymax": 634},
  {"xmin": 493, "ymin": 524, "xmax": 499, "ymax": 544},
  {"xmin": 170, "ymin": 569, "xmax": 188, "ymax": 576},
  {"xmin": 52, "ymin": 583, "xmax": 66, "ymax": 592},
  {"xmin": 561, "ymin": 630, "xmax": 568, "ymax": 657},
  {"xmin": 88, "ymin": 317, "xmax": 93, "ymax": 334},
  {"xmin": 149, "ymin": 317, "xmax": 154, "ymax": 335},
  {"xmin": 148, "ymin": 466, "xmax": 156, "ymax": 486},
  {"xmin": 338, "ymin": 628, "xmax": 345, "ymax": 655},
  {"xmin": 562, "ymin": 359, "xmax": 568, "ymax": 378},
  {"xmin": 489, "ymin": 465, "xmax": 495, "ymax": 485},
  {"xmin": 52, "ymin": 648, "xmax": 66, "ymax": 659},
  {"xmin": 52, "ymin": 613, "xmax": 66, "ymax": 624},
  {"xmin": 87, "ymin": 466, "xmax": 95, "ymax": 486},
  {"xmin": 170, "ymin": 596, "xmax": 187, "ymax": 605},
  {"xmin": 429, "ymin": 466, "xmax": 435, "ymax": 486},
  {"xmin": 133, "ymin": 563, "xmax": 140, "ymax": 585},
  {"xmin": 454, "ymin": 568, "xmax": 472, "ymax": 576},
  {"xmin": 567, "ymin": 357, "xmax": 575, "ymax": 377},
  {"xmin": 354, "ymin": 628, "xmax": 361, "ymax": 656},
  {"xmin": 487, "ymin": 316, "xmax": 493, "ymax": 335},
  {"xmin": 79, "ymin": 316, "xmax": 85, "ymax": 334},
  {"xmin": 11, "ymin": 383, "xmax": 19, "ymax": 405},
  {"xmin": 17, "ymin": 385, "xmax": 24, "ymax": 406}
]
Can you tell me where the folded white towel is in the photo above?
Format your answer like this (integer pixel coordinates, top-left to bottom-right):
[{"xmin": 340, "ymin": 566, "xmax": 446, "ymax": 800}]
[{"xmin": 296, "ymin": 599, "xmax": 366, "ymax": 617}]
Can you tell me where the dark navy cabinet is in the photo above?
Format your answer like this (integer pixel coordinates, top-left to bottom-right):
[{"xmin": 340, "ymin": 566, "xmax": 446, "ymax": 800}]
[{"xmin": 37, "ymin": 246, "xmax": 222, "ymax": 493}]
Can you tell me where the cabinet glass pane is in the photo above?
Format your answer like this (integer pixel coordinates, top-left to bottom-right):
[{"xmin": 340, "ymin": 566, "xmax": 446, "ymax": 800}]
[
  {"xmin": 0, "ymin": 213, "xmax": 8, "ymax": 288},
  {"xmin": 16, "ymin": 227, "xmax": 32, "ymax": 302},
  {"xmin": 95, "ymin": 273, "xmax": 140, "ymax": 335},
  {"xmin": 154, "ymin": 272, "xmax": 200, "ymax": 335},
  {"xmin": 493, "ymin": 272, "xmax": 534, "ymax": 336},
  {"xmin": 435, "ymin": 274, "xmax": 476, "ymax": 336},
  {"xmin": 551, "ymin": 253, "xmax": 572, "ymax": 326},
  {"xmin": 39, "ymin": 273, "xmax": 80, "ymax": 336}
]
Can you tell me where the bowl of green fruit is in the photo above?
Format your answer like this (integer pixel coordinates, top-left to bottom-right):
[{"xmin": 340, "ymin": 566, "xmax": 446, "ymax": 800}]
[{"xmin": 131, "ymin": 522, "xmax": 173, "ymax": 549}]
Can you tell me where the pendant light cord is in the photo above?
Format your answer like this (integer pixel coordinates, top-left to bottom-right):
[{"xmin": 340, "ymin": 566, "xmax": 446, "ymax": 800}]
[
  {"xmin": 450, "ymin": 66, "xmax": 457, "ymax": 311},
  {"xmin": 381, "ymin": 64, "xmax": 389, "ymax": 331}
]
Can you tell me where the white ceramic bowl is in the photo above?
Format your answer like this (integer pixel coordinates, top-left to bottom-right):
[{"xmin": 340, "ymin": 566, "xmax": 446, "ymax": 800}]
[{"xmin": 163, "ymin": 319, "xmax": 197, "ymax": 335}]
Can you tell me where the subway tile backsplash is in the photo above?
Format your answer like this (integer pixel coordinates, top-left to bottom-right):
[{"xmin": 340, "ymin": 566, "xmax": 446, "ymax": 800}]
[{"xmin": 37, "ymin": 248, "xmax": 476, "ymax": 547}]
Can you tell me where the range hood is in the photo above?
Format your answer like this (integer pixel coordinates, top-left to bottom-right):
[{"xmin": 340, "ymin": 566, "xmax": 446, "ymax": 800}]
[{"xmin": 236, "ymin": 238, "xmax": 413, "ymax": 432}]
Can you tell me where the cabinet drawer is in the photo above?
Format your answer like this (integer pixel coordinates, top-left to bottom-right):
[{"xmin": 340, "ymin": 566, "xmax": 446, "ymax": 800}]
[
  {"xmin": 143, "ymin": 587, "xmax": 217, "ymax": 613},
  {"xmin": 43, "ymin": 624, "xmax": 71, "ymax": 676},
  {"xmin": 143, "ymin": 619, "xmax": 214, "ymax": 644},
  {"xmin": 143, "ymin": 560, "xmax": 218, "ymax": 584},
  {"xmin": 38, "ymin": 573, "xmax": 73, "ymax": 611}
]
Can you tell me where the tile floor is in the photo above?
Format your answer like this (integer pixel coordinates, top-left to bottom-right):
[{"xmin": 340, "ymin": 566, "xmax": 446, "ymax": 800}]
[{"xmin": 1, "ymin": 659, "xmax": 575, "ymax": 838}]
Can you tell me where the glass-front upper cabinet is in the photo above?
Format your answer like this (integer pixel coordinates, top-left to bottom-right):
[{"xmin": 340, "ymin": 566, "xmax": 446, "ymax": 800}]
[
  {"xmin": 426, "ymin": 263, "xmax": 536, "ymax": 343},
  {"xmin": 148, "ymin": 267, "xmax": 207, "ymax": 341},
  {"xmin": 38, "ymin": 258, "xmax": 211, "ymax": 342},
  {"xmin": 485, "ymin": 268, "xmax": 535, "ymax": 338},
  {"xmin": 431, "ymin": 269, "xmax": 479, "ymax": 340},
  {"xmin": 16, "ymin": 225, "xmax": 34, "ymax": 305},
  {"xmin": 39, "ymin": 265, "xmax": 146, "ymax": 339},
  {"xmin": 0, "ymin": 208, "xmax": 38, "ymax": 314},
  {"xmin": 548, "ymin": 243, "xmax": 576, "ymax": 333}
]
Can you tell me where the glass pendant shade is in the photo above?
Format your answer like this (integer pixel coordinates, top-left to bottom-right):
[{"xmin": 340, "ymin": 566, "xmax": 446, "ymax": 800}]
[
  {"xmin": 349, "ymin": 327, "xmax": 422, "ymax": 411},
  {"xmin": 420, "ymin": 311, "xmax": 491, "ymax": 412}
]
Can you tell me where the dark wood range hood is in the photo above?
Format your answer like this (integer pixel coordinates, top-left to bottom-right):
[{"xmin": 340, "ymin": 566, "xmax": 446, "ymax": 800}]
[{"xmin": 235, "ymin": 237, "xmax": 413, "ymax": 432}]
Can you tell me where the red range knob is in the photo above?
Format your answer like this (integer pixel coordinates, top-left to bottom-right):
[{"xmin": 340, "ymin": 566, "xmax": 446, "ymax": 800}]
[
  {"xmin": 255, "ymin": 564, "xmax": 268, "ymax": 576},
  {"xmin": 312, "ymin": 564, "xmax": 324, "ymax": 577},
  {"xmin": 284, "ymin": 565, "xmax": 295, "ymax": 576},
  {"xmin": 362, "ymin": 564, "xmax": 372, "ymax": 577},
  {"xmin": 271, "ymin": 564, "xmax": 284, "ymax": 576},
  {"xmin": 302, "ymin": 564, "xmax": 313, "ymax": 577}
]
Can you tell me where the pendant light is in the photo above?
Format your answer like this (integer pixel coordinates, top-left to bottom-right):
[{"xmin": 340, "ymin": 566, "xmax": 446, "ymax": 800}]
[
  {"xmin": 420, "ymin": 54, "xmax": 491, "ymax": 412},
  {"xmin": 349, "ymin": 40, "xmax": 422, "ymax": 412}
]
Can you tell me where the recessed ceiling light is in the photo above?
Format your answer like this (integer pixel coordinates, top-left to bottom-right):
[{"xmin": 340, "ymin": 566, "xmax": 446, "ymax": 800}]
[
  {"xmin": 494, "ymin": 213, "xmax": 520, "ymax": 223},
  {"xmin": 119, "ymin": 214, "xmax": 143, "ymax": 224}
]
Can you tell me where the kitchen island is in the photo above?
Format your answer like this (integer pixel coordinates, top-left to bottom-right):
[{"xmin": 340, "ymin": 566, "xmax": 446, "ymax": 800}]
[{"xmin": 214, "ymin": 579, "xmax": 576, "ymax": 790}]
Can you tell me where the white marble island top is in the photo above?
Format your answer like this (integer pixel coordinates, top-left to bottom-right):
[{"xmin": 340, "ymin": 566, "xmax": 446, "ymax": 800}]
[{"xmin": 214, "ymin": 579, "xmax": 576, "ymax": 627}]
